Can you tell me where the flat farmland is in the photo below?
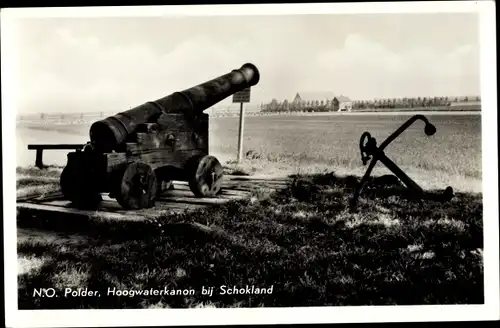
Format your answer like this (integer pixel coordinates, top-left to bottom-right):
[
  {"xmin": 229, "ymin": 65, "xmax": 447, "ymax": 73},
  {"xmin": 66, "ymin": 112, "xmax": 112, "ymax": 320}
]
[{"xmin": 211, "ymin": 113, "xmax": 482, "ymax": 192}]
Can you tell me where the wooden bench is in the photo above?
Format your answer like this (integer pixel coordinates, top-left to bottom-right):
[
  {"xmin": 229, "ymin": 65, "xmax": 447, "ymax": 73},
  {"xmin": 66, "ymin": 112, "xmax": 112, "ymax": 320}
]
[{"xmin": 27, "ymin": 144, "xmax": 85, "ymax": 169}]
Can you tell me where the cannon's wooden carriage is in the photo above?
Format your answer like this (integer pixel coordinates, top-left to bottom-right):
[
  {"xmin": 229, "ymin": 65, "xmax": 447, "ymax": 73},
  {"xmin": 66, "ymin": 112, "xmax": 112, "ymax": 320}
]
[{"xmin": 60, "ymin": 63, "xmax": 260, "ymax": 210}]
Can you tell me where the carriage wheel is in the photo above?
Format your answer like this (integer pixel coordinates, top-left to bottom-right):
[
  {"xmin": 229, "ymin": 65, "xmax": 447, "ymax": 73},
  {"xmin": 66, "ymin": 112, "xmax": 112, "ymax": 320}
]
[
  {"xmin": 60, "ymin": 161, "xmax": 102, "ymax": 209},
  {"xmin": 188, "ymin": 155, "xmax": 223, "ymax": 197},
  {"xmin": 114, "ymin": 162, "xmax": 158, "ymax": 209}
]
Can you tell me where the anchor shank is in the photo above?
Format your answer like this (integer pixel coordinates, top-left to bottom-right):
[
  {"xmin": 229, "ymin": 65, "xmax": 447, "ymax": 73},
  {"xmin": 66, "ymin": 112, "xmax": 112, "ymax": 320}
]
[
  {"xmin": 374, "ymin": 149, "xmax": 424, "ymax": 196},
  {"xmin": 379, "ymin": 115, "xmax": 428, "ymax": 151},
  {"xmin": 350, "ymin": 157, "xmax": 379, "ymax": 208}
]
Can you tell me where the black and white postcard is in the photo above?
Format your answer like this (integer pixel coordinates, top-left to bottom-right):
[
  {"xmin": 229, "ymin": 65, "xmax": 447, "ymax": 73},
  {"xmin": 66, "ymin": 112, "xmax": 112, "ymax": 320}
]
[{"xmin": 2, "ymin": 1, "xmax": 498, "ymax": 327}]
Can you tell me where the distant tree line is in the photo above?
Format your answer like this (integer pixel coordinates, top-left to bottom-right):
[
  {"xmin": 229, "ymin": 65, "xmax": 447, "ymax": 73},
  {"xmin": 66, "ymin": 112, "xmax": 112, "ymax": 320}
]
[
  {"xmin": 351, "ymin": 95, "xmax": 480, "ymax": 110},
  {"xmin": 260, "ymin": 95, "xmax": 481, "ymax": 113},
  {"xmin": 261, "ymin": 99, "xmax": 338, "ymax": 113}
]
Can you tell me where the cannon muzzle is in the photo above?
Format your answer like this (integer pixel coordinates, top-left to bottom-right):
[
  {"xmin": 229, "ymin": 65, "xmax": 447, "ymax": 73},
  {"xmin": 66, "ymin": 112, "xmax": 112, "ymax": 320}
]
[{"xmin": 89, "ymin": 63, "xmax": 260, "ymax": 153}]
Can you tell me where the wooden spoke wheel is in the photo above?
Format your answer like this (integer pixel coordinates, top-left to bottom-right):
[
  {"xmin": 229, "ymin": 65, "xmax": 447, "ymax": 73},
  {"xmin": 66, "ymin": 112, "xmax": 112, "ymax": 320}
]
[
  {"xmin": 60, "ymin": 161, "xmax": 102, "ymax": 209},
  {"xmin": 188, "ymin": 155, "xmax": 223, "ymax": 197},
  {"xmin": 114, "ymin": 162, "xmax": 158, "ymax": 209}
]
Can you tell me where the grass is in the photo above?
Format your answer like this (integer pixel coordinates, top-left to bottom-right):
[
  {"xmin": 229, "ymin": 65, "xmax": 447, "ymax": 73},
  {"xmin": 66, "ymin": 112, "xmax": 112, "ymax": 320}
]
[
  {"xmin": 17, "ymin": 169, "xmax": 483, "ymax": 309},
  {"xmin": 16, "ymin": 166, "xmax": 64, "ymax": 200}
]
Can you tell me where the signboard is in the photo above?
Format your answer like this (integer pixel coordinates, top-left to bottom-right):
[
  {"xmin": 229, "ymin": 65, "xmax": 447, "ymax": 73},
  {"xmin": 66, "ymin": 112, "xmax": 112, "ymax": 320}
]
[{"xmin": 232, "ymin": 87, "xmax": 251, "ymax": 103}]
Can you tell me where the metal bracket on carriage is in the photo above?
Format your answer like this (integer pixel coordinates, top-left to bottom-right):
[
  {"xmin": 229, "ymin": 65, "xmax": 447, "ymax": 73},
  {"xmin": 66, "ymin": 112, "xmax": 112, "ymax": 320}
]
[{"xmin": 349, "ymin": 114, "xmax": 454, "ymax": 210}]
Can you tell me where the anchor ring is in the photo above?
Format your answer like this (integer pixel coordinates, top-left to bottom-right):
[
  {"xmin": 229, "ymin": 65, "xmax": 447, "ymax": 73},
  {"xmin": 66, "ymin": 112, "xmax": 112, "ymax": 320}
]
[{"xmin": 359, "ymin": 132, "xmax": 376, "ymax": 165}]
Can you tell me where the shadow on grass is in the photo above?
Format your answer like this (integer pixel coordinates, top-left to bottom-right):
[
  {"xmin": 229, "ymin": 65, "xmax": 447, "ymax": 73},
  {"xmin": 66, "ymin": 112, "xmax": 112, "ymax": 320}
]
[{"xmin": 17, "ymin": 172, "xmax": 484, "ymax": 309}]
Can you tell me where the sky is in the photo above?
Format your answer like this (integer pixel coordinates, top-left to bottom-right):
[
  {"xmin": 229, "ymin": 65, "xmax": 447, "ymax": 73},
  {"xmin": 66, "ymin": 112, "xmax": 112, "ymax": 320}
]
[{"xmin": 12, "ymin": 13, "xmax": 480, "ymax": 114}]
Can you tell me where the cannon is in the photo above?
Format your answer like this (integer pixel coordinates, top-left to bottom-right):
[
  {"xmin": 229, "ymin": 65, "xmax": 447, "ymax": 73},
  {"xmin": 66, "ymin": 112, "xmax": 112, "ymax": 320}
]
[{"xmin": 60, "ymin": 63, "xmax": 260, "ymax": 210}]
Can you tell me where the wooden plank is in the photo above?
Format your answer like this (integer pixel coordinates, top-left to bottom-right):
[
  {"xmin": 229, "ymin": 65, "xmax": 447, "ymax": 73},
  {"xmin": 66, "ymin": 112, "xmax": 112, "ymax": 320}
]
[
  {"xmin": 155, "ymin": 203, "xmax": 207, "ymax": 213},
  {"xmin": 159, "ymin": 186, "xmax": 251, "ymax": 197},
  {"xmin": 15, "ymin": 180, "xmax": 252, "ymax": 203},
  {"xmin": 19, "ymin": 198, "xmax": 212, "ymax": 216},
  {"xmin": 223, "ymin": 178, "xmax": 290, "ymax": 184},
  {"xmin": 16, "ymin": 175, "xmax": 291, "ymax": 222},
  {"xmin": 218, "ymin": 189, "xmax": 251, "ymax": 196},
  {"xmin": 159, "ymin": 190, "xmax": 249, "ymax": 199},
  {"xmin": 158, "ymin": 190, "xmax": 197, "ymax": 198},
  {"xmin": 157, "ymin": 196, "xmax": 240, "ymax": 205},
  {"xmin": 16, "ymin": 178, "xmax": 281, "ymax": 204},
  {"xmin": 222, "ymin": 183, "xmax": 288, "ymax": 190},
  {"xmin": 227, "ymin": 175, "xmax": 291, "ymax": 181},
  {"xmin": 16, "ymin": 191, "xmax": 64, "ymax": 203},
  {"xmin": 129, "ymin": 131, "xmax": 208, "ymax": 153},
  {"xmin": 28, "ymin": 144, "xmax": 85, "ymax": 150},
  {"xmin": 224, "ymin": 181, "xmax": 289, "ymax": 187},
  {"xmin": 17, "ymin": 202, "xmax": 137, "ymax": 221},
  {"xmin": 105, "ymin": 149, "xmax": 207, "ymax": 172},
  {"xmin": 36, "ymin": 199, "xmax": 72, "ymax": 207},
  {"xmin": 17, "ymin": 199, "xmax": 218, "ymax": 221},
  {"xmin": 20, "ymin": 186, "xmax": 250, "ymax": 206}
]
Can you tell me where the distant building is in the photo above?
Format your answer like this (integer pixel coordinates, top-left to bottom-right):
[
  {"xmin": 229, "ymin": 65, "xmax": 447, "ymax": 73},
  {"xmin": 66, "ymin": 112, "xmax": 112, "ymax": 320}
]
[
  {"xmin": 333, "ymin": 95, "xmax": 352, "ymax": 112},
  {"xmin": 291, "ymin": 92, "xmax": 352, "ymax": 111},
  {"xmin": 292, "ymin": 91, "xmax": 337, "ymax": 107}
]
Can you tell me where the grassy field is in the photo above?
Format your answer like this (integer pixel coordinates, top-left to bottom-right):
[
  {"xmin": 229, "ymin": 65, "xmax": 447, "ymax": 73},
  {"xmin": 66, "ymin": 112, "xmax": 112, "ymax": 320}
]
[
  {"xmin": 16, "ymin": 166, "xmax": 62, "ymax": 200},
  {"xmin": 211, "ymin": 114, "xmax": 482, "ymax": 193},
  {"xmin": 16, "ymin": 112, "xmax": 483, "ymax": 308},
  {"xmin": 17, "ymin": 168, "xmax": 483, "ymax": 308}
]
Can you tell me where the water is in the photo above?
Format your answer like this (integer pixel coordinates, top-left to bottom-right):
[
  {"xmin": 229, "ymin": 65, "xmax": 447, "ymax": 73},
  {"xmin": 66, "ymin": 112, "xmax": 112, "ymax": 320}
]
[{"xmin": 17, "ymin": 123, "xmax": 90, "ymax": 168}]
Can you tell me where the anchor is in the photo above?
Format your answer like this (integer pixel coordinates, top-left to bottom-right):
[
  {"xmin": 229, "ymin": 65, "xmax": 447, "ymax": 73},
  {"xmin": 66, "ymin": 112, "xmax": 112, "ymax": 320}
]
[{"xmin": 350, "ymin": 114, "xmax": 454, "ymax": 210}]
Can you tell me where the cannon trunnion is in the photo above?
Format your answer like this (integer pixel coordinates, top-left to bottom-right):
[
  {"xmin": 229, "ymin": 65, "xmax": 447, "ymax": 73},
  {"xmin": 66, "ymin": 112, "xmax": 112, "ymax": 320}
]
[{"xmin": 60, "ymin": 63, "xmax": 260, "ymax": 210}]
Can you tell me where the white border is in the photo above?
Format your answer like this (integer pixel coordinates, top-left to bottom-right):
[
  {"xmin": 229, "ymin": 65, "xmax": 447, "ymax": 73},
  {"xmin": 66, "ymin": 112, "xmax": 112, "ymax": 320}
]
[
  {"xmin": 0, "ymin": 1, "xmax": 487, "ymax": 17},
  {"xmin": 2, "ymin": 1, "xmax": 498, "ymax": 327}
]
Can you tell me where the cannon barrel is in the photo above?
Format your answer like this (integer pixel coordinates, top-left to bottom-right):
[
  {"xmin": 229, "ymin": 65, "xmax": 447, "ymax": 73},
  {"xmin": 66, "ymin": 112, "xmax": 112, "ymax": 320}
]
[{"xmin": 89, "ymin": 63, "xmax": 260, "ymax": 153}]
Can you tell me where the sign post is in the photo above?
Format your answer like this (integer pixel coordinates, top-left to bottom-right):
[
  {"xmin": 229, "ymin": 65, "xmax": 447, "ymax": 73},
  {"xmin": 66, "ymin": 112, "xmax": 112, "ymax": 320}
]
[{"xmin": 232, "ymin": 87, "xmax": 251, "ymax": 163}]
